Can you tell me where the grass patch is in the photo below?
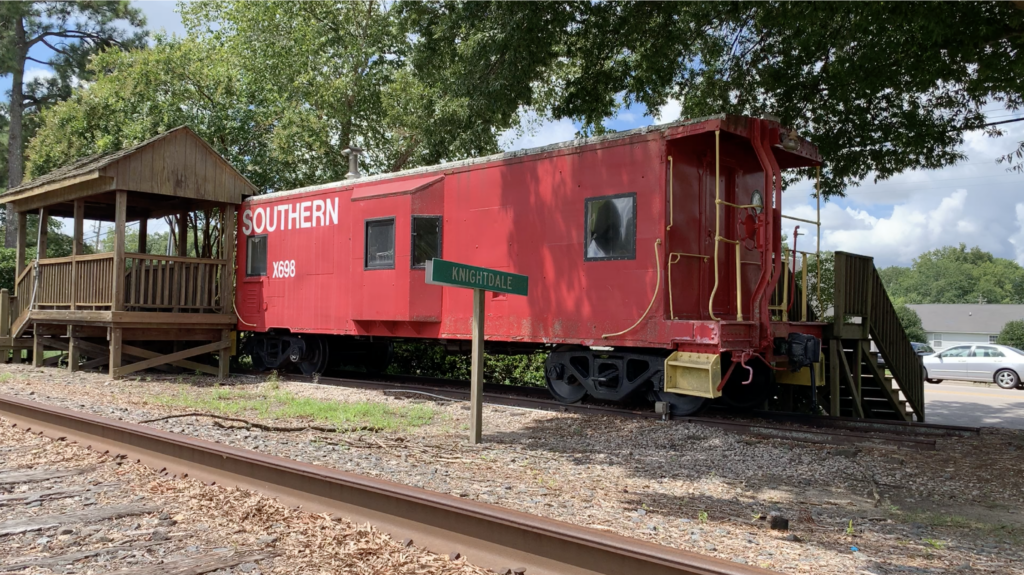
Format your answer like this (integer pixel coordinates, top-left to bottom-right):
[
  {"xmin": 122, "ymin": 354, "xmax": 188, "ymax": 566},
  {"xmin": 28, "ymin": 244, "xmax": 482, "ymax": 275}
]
[
  {"xmin": 152, "ymin": 387, "xmax": 434, "ymax": 431},
  {"xmin": 0, "ymin": 372, "xmax": 11, "ymax": 383}
]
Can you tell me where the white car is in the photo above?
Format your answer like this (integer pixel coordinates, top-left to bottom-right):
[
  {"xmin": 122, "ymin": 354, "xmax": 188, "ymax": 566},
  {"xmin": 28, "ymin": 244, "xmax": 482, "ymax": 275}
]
[{"xmin": 922, "ymin": 344, "xmax": 1024, "ymax": 389}]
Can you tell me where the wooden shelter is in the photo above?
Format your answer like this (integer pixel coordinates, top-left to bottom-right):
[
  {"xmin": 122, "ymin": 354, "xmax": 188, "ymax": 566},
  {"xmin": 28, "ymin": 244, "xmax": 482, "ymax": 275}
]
[{"xmin": 0, "ymin": 126, "xmax": 255, "ymax": 377}]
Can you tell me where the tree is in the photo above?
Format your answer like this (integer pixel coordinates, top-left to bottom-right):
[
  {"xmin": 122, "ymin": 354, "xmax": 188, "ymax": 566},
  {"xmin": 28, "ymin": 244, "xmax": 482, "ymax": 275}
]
[
  {"xmin": 178, "ymin": 0, "xmax": 509, "ymax": 182},
  {"xmin": 27, "ymin": 2, "xmax": 516, "ymax": 196},
  {"xmin": 806, "ymin": 251, "xmax": 834, "ymax": 320},
  {"xmin": 1, "ymin": 1, "xmax": 146, "ymax": 247},
  {"xmin": 997, "ymin": 320, "xmax": 1024, "ymax": 350},
  {"xmin": 895, "ymin": 304, "xmax": 928, "ymax": 344},
  {"xmin": 403, "ymin": 2, "xmax": 1024, "ymax": 197},
  {"xmin": 879, "ymin": 244, "xmax": 1024, "ymax": 305}
]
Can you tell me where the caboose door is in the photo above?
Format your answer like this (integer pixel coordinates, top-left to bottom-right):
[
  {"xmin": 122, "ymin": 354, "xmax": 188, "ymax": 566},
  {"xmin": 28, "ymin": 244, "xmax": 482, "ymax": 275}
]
[{"xmin": 665, "ymin": 145, "xmax": 737, "ymax": 322}]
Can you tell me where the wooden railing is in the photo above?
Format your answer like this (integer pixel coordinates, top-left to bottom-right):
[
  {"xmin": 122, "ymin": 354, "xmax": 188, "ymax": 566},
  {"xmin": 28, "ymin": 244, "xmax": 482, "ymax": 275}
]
[
  {"xmin": 833, "ymin": 251, "xmax": 925, "ymax": 421},
  {"xmin": 124, "ymin": 255, "xmax": 226, "ymax": 313},
  {"xmin": 5, "ymin": 253, "xmax": 226, "ymax": 321},
  {"xmin": 12, "ymin": 265, "xmax": 34, "ymax": 320},
  {"xmin": 30, "ymin": 253, "xmax": 115, "ymax": 308}
]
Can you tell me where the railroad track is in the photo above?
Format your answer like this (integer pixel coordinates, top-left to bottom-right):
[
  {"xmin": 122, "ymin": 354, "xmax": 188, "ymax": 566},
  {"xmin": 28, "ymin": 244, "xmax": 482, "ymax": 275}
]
[
  {"xmin": 0, "ymin": 393, "xmax": 774, "ymax": 575},
  {"xmin": 284, "ymin": 372, "xmax": 980, "ymax": 451}
]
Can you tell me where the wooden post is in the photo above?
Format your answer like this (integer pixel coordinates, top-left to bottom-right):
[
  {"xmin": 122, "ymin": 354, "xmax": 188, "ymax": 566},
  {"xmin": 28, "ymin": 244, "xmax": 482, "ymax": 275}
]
[
  {"xmin": 32, "ymin": 330, "xmax": 44, "ymax": 367},
  {"xmin": 177, "ymin": 213, "xmax": 188, "ymax": 257},
  {"xmin": 217, "ymin": 329, "xmax": 231, "ymax": 379},
  {"xmin": 109, "ymin": 327, "xmax": 122, "ymax": 379},
  {"xmin": 220, "ymin": 206, "xmax": 235, "ymax": 314},
  {"xmin": 71, "ymin": 199, "xmax": 84, "ymax": 312},
  {"xmin": 68, "ymin": 327, "xmax": 79, "ymax": 373},
  {"xmin": 469, "ymin": 288, "xmax": 485, "ymax": 444},
  {"xmin": 112, "ymin": 191, "xmax": 127, "ymax": 312},
  {"xmin": 0, "ymin": 289, "xmax": 8, "ymax": 338},
  {"xmin": 73, "ymin": 200, "xmax": 85, "ymax": 255},
  {"xmin": 829, "ymin": 342, "xmax": 840, "ymax": 416},
  {"xmin": 138, "ymin": 217, "xmax": 148, "ymax": 254},
  {"xmin": 15, "ymin": 211, "xmax": 26, "ymax": 279},
  {"xmin": 37, "ymin": 207, "xmax": 48, "ymax": 259}
]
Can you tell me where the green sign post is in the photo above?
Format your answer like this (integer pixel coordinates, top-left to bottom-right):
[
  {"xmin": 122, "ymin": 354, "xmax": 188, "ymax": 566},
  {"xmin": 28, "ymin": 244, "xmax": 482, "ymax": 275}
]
[{"xmin": 425, "ymin": 259, "xmax": 528, "ymax": 444}]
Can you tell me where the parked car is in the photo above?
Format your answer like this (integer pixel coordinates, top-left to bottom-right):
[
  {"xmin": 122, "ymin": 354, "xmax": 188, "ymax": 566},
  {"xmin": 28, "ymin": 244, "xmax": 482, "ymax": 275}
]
[
  {"xmin": 922, "ymin": 344, "xmax": 1024, "ymax": 389},
  {"xmin": 912, "ymin": 342, "xmax": 936, "ymax": 355},
  {"xmin": 876, "ymin": 342, "xmax": 934, "ymax": 368}
]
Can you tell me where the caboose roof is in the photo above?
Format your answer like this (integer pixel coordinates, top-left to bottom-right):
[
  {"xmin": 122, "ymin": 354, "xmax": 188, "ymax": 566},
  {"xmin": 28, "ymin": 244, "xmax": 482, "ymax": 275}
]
[
  {"xmin": 252, "ymin": 114, "xmax": 820, "ymax": 204},
  {"xmin": 2, "ymin": 126, "xmax": 256, "ymax": 218}
]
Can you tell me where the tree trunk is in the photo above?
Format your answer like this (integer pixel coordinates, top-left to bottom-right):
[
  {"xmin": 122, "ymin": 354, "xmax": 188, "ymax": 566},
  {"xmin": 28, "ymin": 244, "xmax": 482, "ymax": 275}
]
[{"xmin": 4, "ymin": 16, "xmax": 26, "ymax": 249}]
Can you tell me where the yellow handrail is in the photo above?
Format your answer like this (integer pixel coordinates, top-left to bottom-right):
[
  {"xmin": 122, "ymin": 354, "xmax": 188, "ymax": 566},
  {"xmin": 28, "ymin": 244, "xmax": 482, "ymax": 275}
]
[
  {"xmin": 717, "ymin": 237, "xmax": 743, "ymax": 321},
  {"xmin": 667, "ymin": 252, "xmax": 709, "ymax": 320},
  {"xmin": 602, "ymin": 239, "xmax": 662, "ymax": 339},
  {"xmin": 716, "ymin": 200, "xmax": 761, "ymax": 210},
  {"xmin": 708, "ymin": 130, "xmax": 721, "ymax": 321}
]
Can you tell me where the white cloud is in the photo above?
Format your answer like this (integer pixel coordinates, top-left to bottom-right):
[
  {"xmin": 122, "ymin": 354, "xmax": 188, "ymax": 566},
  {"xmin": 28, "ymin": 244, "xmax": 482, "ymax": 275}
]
[
  {"xmin": 1009, "ymin": 204, "xmax": 1024, "ymax": 265},
  {"xmin": 782, "ymin": 113, "xmax": 1024, "ymax": 267},
  {"xmin": 23, "ymin": 68, "xmax": 54, "ymax": 84},
  {"xmin": 654, "ymin": 98, "xmax": 682, "ymax": 124},
  {"xmin": 500, "ymin": 109, "xmax": 577, "ymax": 151}
]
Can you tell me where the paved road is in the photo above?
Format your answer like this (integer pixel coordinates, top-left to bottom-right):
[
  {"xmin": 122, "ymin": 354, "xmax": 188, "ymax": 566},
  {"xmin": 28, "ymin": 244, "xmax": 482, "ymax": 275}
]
[{"xmin": 924, "ymin": 383, "xmax": 1024, "ymax": 429}]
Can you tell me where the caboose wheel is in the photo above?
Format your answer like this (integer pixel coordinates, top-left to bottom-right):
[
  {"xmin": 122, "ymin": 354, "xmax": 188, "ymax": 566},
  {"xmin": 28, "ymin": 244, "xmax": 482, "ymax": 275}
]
[
  {"xmin": 654, "ymin": 390, "xmax": 707, "ymax": 416},
  {"xmin": 296, "ymin": 337, "xmax": 330, "ymax": 376},
  {"xmin": 546, "ymin": 373, "xmax": 587, "ymax": 404}
]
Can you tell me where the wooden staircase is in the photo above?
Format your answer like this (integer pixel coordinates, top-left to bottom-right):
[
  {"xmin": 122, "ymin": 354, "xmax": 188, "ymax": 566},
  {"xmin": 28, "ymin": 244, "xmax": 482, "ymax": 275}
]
[
  {"xmin": 827, "ymin": 252, "xmax": 925, "ymax": 422},
  {"xmin": 830, "ymin": 340, "xmax": 913, "ymax": 420}
]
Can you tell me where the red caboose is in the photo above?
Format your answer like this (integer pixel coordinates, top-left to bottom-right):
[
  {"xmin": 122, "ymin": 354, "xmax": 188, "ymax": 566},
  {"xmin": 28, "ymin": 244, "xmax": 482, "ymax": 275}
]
[{"xmin": 236, "ymin": 115, "xmax": 823, "ymax": 414}]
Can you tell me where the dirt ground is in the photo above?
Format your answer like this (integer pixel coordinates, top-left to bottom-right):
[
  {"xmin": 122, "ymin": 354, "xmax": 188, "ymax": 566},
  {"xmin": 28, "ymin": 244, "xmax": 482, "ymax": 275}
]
[{"xmin": 1, "ymin": 364, "xmax": 1023, "ymax": 575}]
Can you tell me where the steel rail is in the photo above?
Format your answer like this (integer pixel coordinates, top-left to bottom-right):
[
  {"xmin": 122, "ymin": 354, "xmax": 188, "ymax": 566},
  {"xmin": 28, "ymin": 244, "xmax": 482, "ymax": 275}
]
[
  {"xmin": 0, "ymin": 394, "xmax": 775, "ymax": 575},
  {"xmin": 285, "ymin": 373, "xmax": 963, "ymax": 450}
]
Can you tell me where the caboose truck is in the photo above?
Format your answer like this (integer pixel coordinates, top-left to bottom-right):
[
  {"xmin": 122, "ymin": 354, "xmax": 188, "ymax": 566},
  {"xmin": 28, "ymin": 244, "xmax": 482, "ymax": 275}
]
[{"xmin": 237, "ymin": 114, "xmax": 925, "ymax": 421}]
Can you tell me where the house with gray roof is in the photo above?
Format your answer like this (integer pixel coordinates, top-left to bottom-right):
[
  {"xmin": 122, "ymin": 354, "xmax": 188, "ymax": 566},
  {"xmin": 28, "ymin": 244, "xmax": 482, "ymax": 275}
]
[{"xmin": 906, "ymin": 304, "xmax": 1024, "ymax": 351}]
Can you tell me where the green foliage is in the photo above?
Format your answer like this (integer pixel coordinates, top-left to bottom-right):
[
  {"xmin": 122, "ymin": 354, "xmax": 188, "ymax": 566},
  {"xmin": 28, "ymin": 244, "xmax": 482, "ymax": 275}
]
[
  {"xmin": 387, "ymin": 342, "xmax": 546, "ymax": 386},
  {"xmin": 403, "ymin": 2, "xmax": 1024, "ymax": 196},
  {"xmin": 27, "ymin": 1, "xmax": 515, "ymax": 194},
  {"xmin": 880, "ymin": 244, "xmax": 1024, "ymax": 305},
  {"xmin": 895, "ymin": 304, "xmax": 928, "ymax": 344},
  {"xmin": 807, "ymin": 251, "xmax": 835, "ymax": 320},
  {"xmin": 997, "ymin": 320, "xmax": 1024, "ymax": 350},
  {"xmin": 99, "ymin": 227, "xmax": 169, "ymax": 255}
]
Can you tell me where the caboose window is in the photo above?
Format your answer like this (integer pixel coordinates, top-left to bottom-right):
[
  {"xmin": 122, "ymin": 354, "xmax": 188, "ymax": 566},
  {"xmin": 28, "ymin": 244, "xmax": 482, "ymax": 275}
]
[
  {"xmin": 584, "ymin": 193, "xmax": 636, "ymax": 261},
  {"xmin": 411, "ymin": 215, "xmax": 442, "ymax": 268},
  {"xmin": 365, "ymin": 217, "xmax": 396, "ymax": 269},
  {"xmin": 246, "ymin": 235, "xmax": 268, "ymax": 277}
]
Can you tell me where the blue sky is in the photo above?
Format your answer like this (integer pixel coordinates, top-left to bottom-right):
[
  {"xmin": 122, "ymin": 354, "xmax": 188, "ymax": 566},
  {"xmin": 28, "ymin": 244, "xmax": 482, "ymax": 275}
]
[{"xmin": 7, "ymin": 1, "xmax": 1024, "ymax": 268}]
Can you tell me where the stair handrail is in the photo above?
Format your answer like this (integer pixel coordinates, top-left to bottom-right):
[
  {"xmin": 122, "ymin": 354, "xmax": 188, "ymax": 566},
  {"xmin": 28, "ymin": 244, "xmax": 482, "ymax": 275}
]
[{"xmin": 833, "ymin": 252, "xmax": 925, "ymax": 421}]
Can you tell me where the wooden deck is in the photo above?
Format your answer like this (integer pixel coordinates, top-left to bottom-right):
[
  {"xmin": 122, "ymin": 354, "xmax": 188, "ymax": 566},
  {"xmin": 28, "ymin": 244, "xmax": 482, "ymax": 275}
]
[{"xmin": 4, "ymin": 251, "xmax": 236, "ymax": 378}]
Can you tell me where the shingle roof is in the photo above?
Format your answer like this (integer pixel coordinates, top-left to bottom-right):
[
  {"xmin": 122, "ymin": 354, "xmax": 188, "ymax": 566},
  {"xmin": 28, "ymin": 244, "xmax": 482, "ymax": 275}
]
[
  {"xmin": 907, "ymin": 304, "xmax": 1024, "ymax": 335},
  {"xmin": 3, "ymin": 126, "xmax": 190, "ymax": 196}
]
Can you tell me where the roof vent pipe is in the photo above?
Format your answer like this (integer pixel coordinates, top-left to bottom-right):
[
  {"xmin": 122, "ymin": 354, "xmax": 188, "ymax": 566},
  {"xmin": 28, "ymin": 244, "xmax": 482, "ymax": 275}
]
[{"xmin": 342, "ymin": 147, "xmax": 363, "ymax": 180}]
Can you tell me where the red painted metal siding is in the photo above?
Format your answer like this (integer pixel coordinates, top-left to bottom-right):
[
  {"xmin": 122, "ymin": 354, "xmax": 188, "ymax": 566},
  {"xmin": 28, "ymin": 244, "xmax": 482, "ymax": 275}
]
[{"xmin": 235, "ymin": 116, "xmax": 821, "ymax": 355}]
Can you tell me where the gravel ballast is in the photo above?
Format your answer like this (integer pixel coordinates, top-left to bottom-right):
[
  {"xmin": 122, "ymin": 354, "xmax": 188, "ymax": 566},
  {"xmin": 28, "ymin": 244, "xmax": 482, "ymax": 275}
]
[
  {"xmin": 0, "ymin": 409, "xmax": 492, "ymax": 574},
  {"xmin": 2, "ymin": 364, "xmax": 1023, "ymax": 574}
]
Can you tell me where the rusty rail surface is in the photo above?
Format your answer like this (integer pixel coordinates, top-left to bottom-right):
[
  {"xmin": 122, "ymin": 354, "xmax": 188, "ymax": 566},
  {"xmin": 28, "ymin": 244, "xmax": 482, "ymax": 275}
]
[
  {"xmin": 0, "ymin": 394, "xmax": 775, "ymax": 575},
  {"xmin": 286, "ymin": 373, "xmax": 949, "ymax": 451}
]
